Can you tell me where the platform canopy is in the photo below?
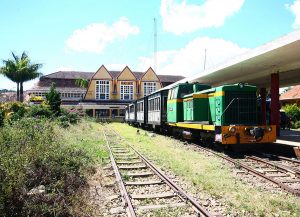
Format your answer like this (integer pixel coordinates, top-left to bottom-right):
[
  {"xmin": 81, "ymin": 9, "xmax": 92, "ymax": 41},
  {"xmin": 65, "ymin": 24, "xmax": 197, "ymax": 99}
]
[{"xmin": 167, "ymin": 30, "xmax": 300, "ymax": 89}]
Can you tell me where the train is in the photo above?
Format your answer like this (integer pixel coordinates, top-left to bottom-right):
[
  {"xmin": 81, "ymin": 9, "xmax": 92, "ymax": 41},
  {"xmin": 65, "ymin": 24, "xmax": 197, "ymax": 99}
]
[{"xmin": 125, "ymin": 82, "xmax": 276, "ymax": 145}]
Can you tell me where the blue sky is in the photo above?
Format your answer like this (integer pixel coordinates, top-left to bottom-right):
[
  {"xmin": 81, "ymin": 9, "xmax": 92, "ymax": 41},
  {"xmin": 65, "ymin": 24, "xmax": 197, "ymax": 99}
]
[{"xmin": 0, "ymin": 0, "xmax": 299, "ymax": 90}]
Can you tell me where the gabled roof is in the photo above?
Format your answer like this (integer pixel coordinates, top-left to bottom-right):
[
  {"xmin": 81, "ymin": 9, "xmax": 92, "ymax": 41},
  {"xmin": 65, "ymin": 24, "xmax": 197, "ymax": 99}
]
[{"xmin": 280, "ymin": 85, "xmax": 300, "ymax": 101}]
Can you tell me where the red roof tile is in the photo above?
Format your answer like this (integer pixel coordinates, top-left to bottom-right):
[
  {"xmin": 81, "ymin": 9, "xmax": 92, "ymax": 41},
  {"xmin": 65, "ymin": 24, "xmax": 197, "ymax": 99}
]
[{"xmin": 280, "ymin": 85, "xmax": 300, "ymax": 100}]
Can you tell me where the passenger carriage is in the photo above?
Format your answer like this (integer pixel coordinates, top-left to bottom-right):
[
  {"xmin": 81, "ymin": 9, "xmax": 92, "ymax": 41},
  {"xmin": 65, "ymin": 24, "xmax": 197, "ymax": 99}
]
[
  {"xmin": 146, "ymin": 89, "xmax": 169, "ymax": 130},
  {"xmin": 136, "ymin": 97, "xmax": 148, "ymax": 128},
  {"xmin": 126, "ymin": 102, "xmax": 137, "ymax": 124}
]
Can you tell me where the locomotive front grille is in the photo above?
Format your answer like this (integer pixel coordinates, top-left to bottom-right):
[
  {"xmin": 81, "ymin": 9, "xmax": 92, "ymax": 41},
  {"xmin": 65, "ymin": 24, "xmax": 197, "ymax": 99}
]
[{"xmin": 224, "ymin": 91, "xmax": 257, "ymax": 125}]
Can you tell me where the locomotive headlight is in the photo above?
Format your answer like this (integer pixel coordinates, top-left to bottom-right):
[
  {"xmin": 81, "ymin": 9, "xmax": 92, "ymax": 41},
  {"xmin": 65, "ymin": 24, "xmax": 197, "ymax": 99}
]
[
  {"xmin": 229, "ymin": 126, "xmax": 236, "ymax": 133},
  {"xmin": 266, "ymin": 126, "xmax": 272, "ymax": 132}
]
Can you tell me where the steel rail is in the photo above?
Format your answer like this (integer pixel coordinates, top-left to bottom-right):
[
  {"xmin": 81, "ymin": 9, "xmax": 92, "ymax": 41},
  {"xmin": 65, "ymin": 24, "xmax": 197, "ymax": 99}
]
[
  {"xmin": 191, "ymin": 144, "xmax": 300, "ymax": 197},
  {"xmin": 246, "ymin": 155, "xmax": 300, "ymax": 177},
  {"xmin": 102, "ymin": 129, "xmax": 137, "ymax": 217},
  {"xmin": 276, "ymin": 155, "xmax": 300, "ymax": 164},
  {"xmin": 113, "ymin": 129, "xmax": 213, "ymax": 217}
]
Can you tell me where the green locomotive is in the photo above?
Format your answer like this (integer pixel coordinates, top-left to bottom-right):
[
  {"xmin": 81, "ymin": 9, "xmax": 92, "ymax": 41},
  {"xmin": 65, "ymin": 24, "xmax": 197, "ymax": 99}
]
[{"xmin": 167, "ymin": 83, "xmax": 276, "ymax": 145}]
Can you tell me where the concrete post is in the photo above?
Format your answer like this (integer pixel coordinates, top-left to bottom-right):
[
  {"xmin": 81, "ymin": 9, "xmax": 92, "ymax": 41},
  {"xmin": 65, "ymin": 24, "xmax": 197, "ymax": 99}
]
[
  {"xmin": 260, "ymin": 88, "xmax": 267, "ymax": 125},
  {"xmin": 271, "ymin": 73, "xmax": 280, "ymax": 136}
]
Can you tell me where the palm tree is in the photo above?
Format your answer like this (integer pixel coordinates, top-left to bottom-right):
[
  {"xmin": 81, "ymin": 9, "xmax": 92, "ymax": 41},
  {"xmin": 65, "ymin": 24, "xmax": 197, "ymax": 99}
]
[
  {"xmin": 1, "ymin": 52, "xmax": 42, "ymax": 102},
  {"xmin": 75, "ymin": 78, "xmax": 89, "ymax": 88}
]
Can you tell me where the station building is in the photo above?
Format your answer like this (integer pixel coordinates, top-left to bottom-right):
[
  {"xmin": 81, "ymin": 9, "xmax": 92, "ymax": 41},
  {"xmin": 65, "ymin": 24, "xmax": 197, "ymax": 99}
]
[{"xmin": 27, "ymin": 65, "xmax": 184, "ymax": 118}]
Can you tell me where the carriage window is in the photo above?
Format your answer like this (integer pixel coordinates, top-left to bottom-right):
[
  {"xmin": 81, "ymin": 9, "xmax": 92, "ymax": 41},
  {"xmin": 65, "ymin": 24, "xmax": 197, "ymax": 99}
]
[
  {"xmin": 168, "ymin": 90, "xmax": 172, "ymax": 100},
  {"xmin": 172, "ymin": 87, "xmax": 178, "ymax": 99},
  {"xmin": 129, "ymin": 105, "xmax": 134, "ymax": 113}
]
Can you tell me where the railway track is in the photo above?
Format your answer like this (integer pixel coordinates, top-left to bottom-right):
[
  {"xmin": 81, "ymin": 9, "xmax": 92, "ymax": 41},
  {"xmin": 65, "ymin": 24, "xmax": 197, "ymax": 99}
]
[
  {"xmin": 190, "ymin": 144, "xmax": 300, "ymax": 197},
  {"xmin": 102, "ymin": 126, "xmax": 213, "ymax": 217}
]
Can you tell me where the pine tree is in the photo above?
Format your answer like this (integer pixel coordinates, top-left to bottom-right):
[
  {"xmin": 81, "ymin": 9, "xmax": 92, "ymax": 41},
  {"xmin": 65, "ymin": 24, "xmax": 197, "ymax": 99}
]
[{"xmin": 46, "ymin": 83, "xmax": 61, "ymax": 116}]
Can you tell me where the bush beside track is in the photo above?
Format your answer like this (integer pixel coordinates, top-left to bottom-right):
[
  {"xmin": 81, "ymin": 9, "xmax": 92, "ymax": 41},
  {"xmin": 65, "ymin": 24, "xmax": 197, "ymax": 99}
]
[{"xmin": 0, "ymin": 102, "xmax": 108, "ymax": 216}]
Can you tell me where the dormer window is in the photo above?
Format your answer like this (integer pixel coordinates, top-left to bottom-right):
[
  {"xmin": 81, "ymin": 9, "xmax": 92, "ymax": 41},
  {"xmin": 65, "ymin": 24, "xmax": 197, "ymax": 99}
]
[
  {"xmin": 144, "ymin": 82, "xmax": 156, "ymax": 96},
  {"xmin": 95, "ymin": 80, "xmax": 110, "ymax": 100},
  {"xmin": 120, "ymin": 81, "xmax": 134, "ymax": 100}
]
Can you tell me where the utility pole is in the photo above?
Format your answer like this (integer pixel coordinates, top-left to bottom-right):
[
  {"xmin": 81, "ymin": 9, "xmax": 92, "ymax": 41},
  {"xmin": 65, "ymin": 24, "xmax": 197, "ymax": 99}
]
[
  {"xmin": 204, "ymin": 49, "xmax": 207, "ymax": 70},
  {"xmin": 154, "ymin": 18, "xmax": 157, "ymax": 73}
]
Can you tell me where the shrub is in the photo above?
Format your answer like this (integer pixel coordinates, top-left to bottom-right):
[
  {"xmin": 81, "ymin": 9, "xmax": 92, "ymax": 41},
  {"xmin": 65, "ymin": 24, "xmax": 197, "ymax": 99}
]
[
  {"xmin": 0, "ymin": 118, "xmax": 92, "ymax": 216},
  {"xmin": 57, "ymin": 108, "xmax": 81, "ymax": 128},
  {"xmin": 0, "ymin": 106, "xmax": 4, "ymax": 126},
  {"xmin": 46, "ymin": 83, "xmax": 61, "ymax": 116},
  {"xmin": 29, "ymin": 95, "xmax": 45, "ymax": 102},
  {"xmin": 283, "ymin": 104, "xmax": 300, "ymax": 129},
  {"xmin": 26, "ymin": 104, "xmax": 53, "ymax": 119},
  {"xmin": 0, "ymin": 102, "xmax": 27, "ymax": 122}
]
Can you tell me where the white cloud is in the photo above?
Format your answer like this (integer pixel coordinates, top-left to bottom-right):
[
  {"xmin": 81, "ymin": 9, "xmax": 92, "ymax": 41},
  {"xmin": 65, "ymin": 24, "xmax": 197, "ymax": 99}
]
[
  {"xmin": 160, "ymin": 0, "xmax": 244, "ymax": 35},
  {"xmin": 66, "ymin": 17, "xmax": 140, "ymax": 53},
  {"xmin": 286, "ymin": 0, "xmax": 300, "ymax": 29},
  {"xmin": 138, "ymin": 37, "xmax": 248, "ymax": 77}
]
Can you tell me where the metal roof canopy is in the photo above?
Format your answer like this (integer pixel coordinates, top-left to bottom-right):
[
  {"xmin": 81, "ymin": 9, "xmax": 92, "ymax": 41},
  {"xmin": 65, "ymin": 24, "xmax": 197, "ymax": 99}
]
[{"xmin": 167, "ymin": 30, "xmax": 300, "ymax": 89}]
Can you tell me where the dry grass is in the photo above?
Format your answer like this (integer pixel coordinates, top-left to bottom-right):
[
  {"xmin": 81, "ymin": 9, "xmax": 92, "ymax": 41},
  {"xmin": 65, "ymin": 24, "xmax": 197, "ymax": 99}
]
[{"xmin": 112, "ymin": 123, "xmax": 300, "ymax": 216}]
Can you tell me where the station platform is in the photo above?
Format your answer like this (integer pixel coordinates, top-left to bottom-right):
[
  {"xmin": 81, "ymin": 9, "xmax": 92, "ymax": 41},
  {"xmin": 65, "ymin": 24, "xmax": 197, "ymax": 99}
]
[
  {"xmin": 276, "ymin": 130, "xmax": 300, "ymax": 147},
  {"xmin": 275, "ymin": 130, "xmax": 300, "ymax": 157}
]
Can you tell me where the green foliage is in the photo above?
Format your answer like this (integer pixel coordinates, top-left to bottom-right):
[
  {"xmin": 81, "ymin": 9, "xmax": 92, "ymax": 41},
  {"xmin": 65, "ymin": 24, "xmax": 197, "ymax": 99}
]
[
  {"xmin": 46, "ymin": 83, "xmax": 61, "ymax": 116},
  {"xmin": 283, "ymin": 104, "xmax": 300, "ymax": 129},
  {"xmin": 75, "ymin": 78, "xmax": 89, "ymax": 88},
  {"xmin": 0, "ymin": 118, "xmax": 93, "ymax": 216},
  {"xmin": 26, "ymin": 104, "xmax": 53, "ymax": 119},
  {"xmin": 57, "ymin": 108, "xmax": 81, "ymax": 128},
  {"xmin": 0, "ymin": 109, "xmax": 4, "ymax": 127},
  {"xmin": 1, "ymin": 51, "xmax": 42, "ymax": 102},
  {"xmin": 0, "ymin": 102, "xmax": 27, "ymax": 122}
]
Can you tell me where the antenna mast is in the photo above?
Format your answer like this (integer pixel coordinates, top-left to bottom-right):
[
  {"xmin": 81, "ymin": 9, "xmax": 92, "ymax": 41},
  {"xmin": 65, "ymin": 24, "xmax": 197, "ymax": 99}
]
[
  {"xmin": 204, "ymin": 49, "xmax": 207, "ymax": 70},
  {"xmin": 154, "ymin": 17, "xmax": 157, "ymax": 72}
]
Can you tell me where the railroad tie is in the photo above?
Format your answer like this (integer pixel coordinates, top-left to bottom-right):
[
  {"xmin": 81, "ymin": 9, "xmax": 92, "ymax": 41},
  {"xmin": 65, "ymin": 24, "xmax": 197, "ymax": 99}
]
[
  {"xmin": 131, "ymin": 192, "xmax": 176, "ymax": 200},
  {"xmin": 126, "ymin": 171, "xmax": 153, "ymax": 177},
  {"xmin": 118, "ymin": 165, "xmax": 147, "ymax": 170},
  {"xmin": 125, "ymin": 180, "xmax": 164, "ymax": 186},
  {"xmin": 137, "ymin": 203, "xmax": 188, "ymax": 212},
  {"xmin": 117, "ymin": 161, "xmax": 142, "ymax": 164}
]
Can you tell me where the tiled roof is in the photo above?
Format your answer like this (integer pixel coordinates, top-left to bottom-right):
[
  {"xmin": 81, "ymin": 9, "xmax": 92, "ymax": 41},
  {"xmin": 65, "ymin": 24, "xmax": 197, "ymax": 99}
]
[
  {"xmin": 44, "ymin": 71, "xmax": 94, "ymax": 79},
  {"xmin": 42, "ymin": 70, "xmax": 184, "ymax": 83},
  {"xmin": 280, "ymin": 85, "xmax": 300, "ymax": 100},
  {"xmin": 158, "ymin": 75, "xmax": 184, "ymax": 83}
]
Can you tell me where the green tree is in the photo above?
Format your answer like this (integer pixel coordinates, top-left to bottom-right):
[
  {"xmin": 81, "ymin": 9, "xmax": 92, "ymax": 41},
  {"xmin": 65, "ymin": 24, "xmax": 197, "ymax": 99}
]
[
  {"xmin": 1, "ymin": 52, "xmax": 42, "ymax": 102},
  {"xmin": 46, "ymin": 83, "xmax": 61, "ymax": 115},
  {"xmin": 75, "ymin": 78, "xmax": 89, "ymax": 88}
]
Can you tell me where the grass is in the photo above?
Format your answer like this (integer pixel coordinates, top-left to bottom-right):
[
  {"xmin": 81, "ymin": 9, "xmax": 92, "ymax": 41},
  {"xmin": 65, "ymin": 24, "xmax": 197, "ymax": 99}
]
[
  {"xmin": 59, "ymin": 120, "xmax": 109, "ymax": 164},
  {"xmin": 112, "ymin": 123, "xmax": 300, "ymax": 216}
]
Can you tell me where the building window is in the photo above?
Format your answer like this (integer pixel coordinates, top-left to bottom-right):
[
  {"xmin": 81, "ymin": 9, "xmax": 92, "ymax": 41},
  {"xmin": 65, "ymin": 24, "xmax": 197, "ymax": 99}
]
[
  {"xmin": 120, "ymin": 81, "xmax": 134, "ymax": 100},
  {"xmin": 96, "ymin": 80, "xmax": 110, "ymax": 100},
  {"xmin": 144, "ymin": 82, "xmax": 156, "ymax": 96}
]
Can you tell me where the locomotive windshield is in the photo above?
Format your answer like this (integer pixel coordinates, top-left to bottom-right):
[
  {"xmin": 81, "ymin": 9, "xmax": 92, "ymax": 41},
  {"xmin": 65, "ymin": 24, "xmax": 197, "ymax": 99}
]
[{"xmin": 223, "ymin": 91, "xmax": 258, "ymax": 125}]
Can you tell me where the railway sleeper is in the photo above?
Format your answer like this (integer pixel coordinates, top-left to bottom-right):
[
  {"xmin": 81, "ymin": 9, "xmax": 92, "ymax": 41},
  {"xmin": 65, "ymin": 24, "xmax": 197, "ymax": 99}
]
[
  {"xmin": 126, "ymin": 171, "xmax": 153, "ymax": 177},
  {"xmin": 136, "ymin": 202, "xmax": 188, "ymax": 213},
  {"xmin": 125, "ymin": 180, "xmax": 164, "ymax": 186},
  {"xmin": 131, "ymin": 192, "xmax": 176, "ymax": 199},
  {"xmin": 117, "ymin": 161, "xmax": 143, "ymax": 164},
  {"xmin": 118, "ymin": 165, "xmax": 147, "ymax": 170}
]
